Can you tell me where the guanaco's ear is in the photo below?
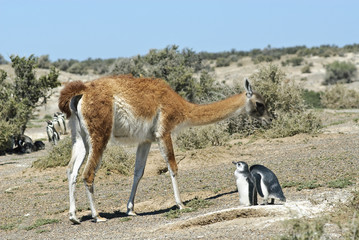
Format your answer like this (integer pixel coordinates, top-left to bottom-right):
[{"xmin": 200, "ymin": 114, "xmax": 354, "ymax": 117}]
[{"xmin": 244, "ymin": 78, "xmax": 253, "ymax": 98}]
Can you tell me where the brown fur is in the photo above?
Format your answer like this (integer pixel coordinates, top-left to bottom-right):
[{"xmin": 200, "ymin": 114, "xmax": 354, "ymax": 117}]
[
  {"xmin": 58, "ymin": 81, "xmax": 87, "ymax": 118},
  {"xmin": 80, "ymin": 79, "xmax": 115, "ymax": 186}
]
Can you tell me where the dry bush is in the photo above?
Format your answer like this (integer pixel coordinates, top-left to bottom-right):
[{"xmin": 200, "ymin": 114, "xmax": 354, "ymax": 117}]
[
  {"xmin": 263, "ymin": 111, "xmax": 321, "ymax": 138},
  {"xmin": 33, "ymin": 137, "xmax": 135, "ymax": 175},
  {"xmin": 227, "ymin": 64, "xmax": 321, "ymax": 138},
  {"xmin": 251, "ymin": 64, "xmax": 321, "ymax": 138},
  {"xmin": 32, "ymin": 137, "xmax": 72, "ymax": 169},
  {"xmin": 101, "ymin": 145, "xmax": 135, "ymax": 176},
  {"xmin": 323, "ymin": 61, "xmax": 357, "ymax": 85},
  {"xmin": 175, "ymin": 124, "xmax": 229, "ymax": 150},
  {"xmin": 321, "ymin": 84, "xmax": 359, "ymax": 109}
]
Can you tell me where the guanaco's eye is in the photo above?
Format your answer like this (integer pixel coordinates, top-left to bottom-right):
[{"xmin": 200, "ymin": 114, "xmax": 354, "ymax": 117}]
[{"xmin": 256, "ymin": 102, "xmax": 265, "ymax": 115}]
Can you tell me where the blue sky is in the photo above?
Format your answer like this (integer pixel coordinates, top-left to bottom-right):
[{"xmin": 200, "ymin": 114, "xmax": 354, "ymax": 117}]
[{"xmin": 1, "ymin": 0, "xmax": 358, "ymax": 61}]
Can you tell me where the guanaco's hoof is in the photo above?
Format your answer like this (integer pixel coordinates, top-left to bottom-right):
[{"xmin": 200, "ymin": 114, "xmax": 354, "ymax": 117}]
[
  {"xmin": 69, "ymin": 216, "xmax": 81, "ymax": 224},
  {"xmin": 126, "ymin": 210, "xmax": 137, "ymax": 216},
  {"xmin": 178, "ymin": 203, "xmax": 186, "ymax": 210},
  {"xmin": 95, "ymin": 216, "xmax": 107, "ymax": 222}
]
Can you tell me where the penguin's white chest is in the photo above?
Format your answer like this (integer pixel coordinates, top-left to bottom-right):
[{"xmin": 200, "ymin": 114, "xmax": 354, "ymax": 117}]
[{"xmin": 235, "ymin": 172, "xmax": 251, "ymax": 206}]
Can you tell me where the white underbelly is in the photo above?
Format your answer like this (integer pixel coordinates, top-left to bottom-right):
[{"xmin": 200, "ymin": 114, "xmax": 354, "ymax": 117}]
[
  {"xmin": 112, "ymin": 96, "xmax": 158, "ymax": 144},
  {"xmin": 236, "ymin": 176, "xmax": 250, "ymax": 206}
]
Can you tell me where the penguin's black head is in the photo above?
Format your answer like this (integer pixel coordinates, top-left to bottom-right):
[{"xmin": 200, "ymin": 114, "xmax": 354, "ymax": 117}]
[{"xmin": 232, "ymin": 161, "xmax": 249, "ymax": 173}]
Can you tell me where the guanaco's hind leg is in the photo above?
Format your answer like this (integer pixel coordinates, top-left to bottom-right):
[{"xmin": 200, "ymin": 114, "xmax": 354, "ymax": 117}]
[
  {"xmin": 82, "ymin": 143, "xmax": 107, "ymax": 222},
  {"xmin": 127, "ymin": 141, "xmax": 152, "ymax": 216},
  {"xmin": 158, "ymin": 134, "xmax": 185, "ymax": 210},
  {"xmin": 67, "ymin": 135, "xmax": 87, "ymax": 224}
]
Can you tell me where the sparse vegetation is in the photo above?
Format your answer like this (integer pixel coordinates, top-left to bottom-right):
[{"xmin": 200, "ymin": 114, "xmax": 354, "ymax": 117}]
[
  {"xmin": 302, "ymin": 90, "xmax": 322, "ymax": 108},
  {"xmin": 215, "ymin": 57, "xmax": 231, "ymax": 67},
  {"xmin": 32, "ymin": 137, "xmax": 72, "ymax": 168},
  {"xmin": 175, "ymin": 124, "xmax": 229, "ymax": 150},
  {"xmin": 0, "ymin": 223, "xmax": 16, "ymax": 231},
  {"xmin": 282, "ymin": 180, "xmax": 321, "ymax": 191},
  {"xmin": 282, "ymin": 56, "xmax": 304, "ymax": 66},
  {"xmin": 164, "ymin": 197, "xmax": 212, "ymax": 219},
  {"xmin": 279, "ymin": 218, "xmax": 325, "ymax": 240},
  {"xmin": 321, "ymin": 84, "xmax": 359, "ymax": 109},
  {"xmin": 33, "ymin": 137, "xmax": 135, "ymax": 175},
  {"xmin": 301, "ymin": 64, "xmax": 311, "ymax": 73},
  {"xmin": 24, "ymin": 218, "xmax": 59, "ymax": 231},
  {"xmin": 323, "ymin": 61, "xmax": 357, "ymax": 85},
  {"xmin": 101, "ymin": 145, "xmax": 135, "ymax": 176},
  {"xmin": 327, "ymin": 177, "xmax": 353, "ymax": 189}
]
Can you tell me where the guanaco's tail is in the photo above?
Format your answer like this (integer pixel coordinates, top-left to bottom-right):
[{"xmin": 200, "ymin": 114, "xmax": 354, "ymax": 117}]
[{"xmin": 58, "ymin": 81, "xmax": 87, "ymax": 118}]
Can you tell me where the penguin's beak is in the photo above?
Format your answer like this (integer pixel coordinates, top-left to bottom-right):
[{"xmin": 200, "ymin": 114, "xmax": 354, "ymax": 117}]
[{"xmin": 232, "ymin": 161, "xmax": 237, "ymax": 165}]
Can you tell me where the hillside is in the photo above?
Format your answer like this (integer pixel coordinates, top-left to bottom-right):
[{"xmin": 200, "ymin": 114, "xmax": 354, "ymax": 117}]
[{"xmin": 213, "ymin": 53, "xmax": 359, "ymax": 91}]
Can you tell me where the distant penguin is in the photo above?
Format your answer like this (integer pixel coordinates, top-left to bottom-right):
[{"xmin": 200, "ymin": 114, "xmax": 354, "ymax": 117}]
[
  {"xmin": 249, "ymin": 164, "xmax": 286, "ymax": 204},
  {"xmin": 232, "ymin": 161, "xmax": 257, "ymax": 206}
]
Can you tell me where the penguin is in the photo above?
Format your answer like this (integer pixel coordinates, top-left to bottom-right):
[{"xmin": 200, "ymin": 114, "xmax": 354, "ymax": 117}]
[
  {"xmin": 232, "ymin": 161, "xmax": 257, "ymax": 206},
  {"xmin": 249, "ymin": 164, "xmax": 286, "ymax": 204}
]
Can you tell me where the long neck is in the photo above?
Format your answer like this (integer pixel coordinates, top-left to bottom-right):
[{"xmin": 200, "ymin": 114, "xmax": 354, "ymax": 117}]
[{"xmin": 187, "ymin": 92, "xmax": 247, "ymax": 126}]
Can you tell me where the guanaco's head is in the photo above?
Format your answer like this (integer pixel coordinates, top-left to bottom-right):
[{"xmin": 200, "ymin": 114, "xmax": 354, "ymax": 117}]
[
  {"xmin": 232, "ymin": 161, "xmax": 249, "ymax": 173},
  {"xmin": 244, "ymin": 79, "xmax": 272, "ymax": 125}
]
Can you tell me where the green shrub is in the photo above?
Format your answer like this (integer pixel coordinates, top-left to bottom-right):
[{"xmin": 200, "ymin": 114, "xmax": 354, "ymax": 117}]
[
  {"xmin": 0, "ymin": 57, "xmax": 59, "ymax": 153},
  {"xmin": 175, "ymin": 124, "xmax": 229, "ymax": 150},
  {"xmin": 101, "ymin": 145, "xmax": 135, "ymax": 176},
  {"xmin": 302, "ymin": 90, "xmax": 322, "ymax": 108},
  {"xmin": 250, "ymin": 64, "xmax": 303, "ymax": 113},
  {"xmin": 301, "ymin": 65, "xmax": 311, "ymax": 73},
  {"xmin": 283, "ymin": 56, "xmax": 304, "ymax": 67},
  {"xmin": 32, "ymin": 137, "xmax": 72, "ymax": 168},
  {"xmin": 67, "ymin": 62, "xmax": 88, "ymax": 75},
  {"xmin": 264, "ymin": 111, "xmax": 321, "ymax": 138},
  {"xmin": 0, "ymin": 120, "xmax": 17, "ymax": 155},
  {"xmin": 227, "ymin": 64, "xmax": 322, "ymax": 138},
  {"xmin": 323, "ymin": 61, "xmax": 357, "ymax": 85},
  {"xmin": 252, "ymin": 54, "xmax": 275, "ymax": 64},
  {"xmin": 36, "ymin": 55, "xmax": 51, "ymax": 69},
  {"xmin": 111, "ymin": 45, "xmax": 218, "ymax": 104},
  {"xmin": 226, "ymin": 114, "xmax": 262, "ymax": 136},
  {"xmin": 0, "ymin": 54, "xmax": 8, "ymax": 64},
  {"xmin": 215, "ymin": 57, "xmax": 231, "ymax": 67},
  {"xmin": 320, "ymin": 84, "xmax": 359, "ymax": 109}
]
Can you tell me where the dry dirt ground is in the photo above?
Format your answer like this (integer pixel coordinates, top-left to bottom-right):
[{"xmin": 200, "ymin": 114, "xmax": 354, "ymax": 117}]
[{"xmin": 0, "ymin": 109, "xmax": 359, "ymax": 239}]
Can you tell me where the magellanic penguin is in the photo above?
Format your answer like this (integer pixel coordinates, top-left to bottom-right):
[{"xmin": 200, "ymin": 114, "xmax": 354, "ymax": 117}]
[
  {"xmin": 232, "ymin": 161, "xmax": 257, "ymax": 206},
  {"xmin": 249, "ymin": 164, "xmax": 286, "ymax": 204}
]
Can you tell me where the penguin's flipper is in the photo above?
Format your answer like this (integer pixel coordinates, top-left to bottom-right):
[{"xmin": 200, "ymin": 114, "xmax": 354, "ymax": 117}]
[
  {"xmin": 251, "ymin": 172, "xmax": 264, "ymax": 197},
  {"xmin": 246, "ymin": 177, "xmax": 256, "ymax": 206}
]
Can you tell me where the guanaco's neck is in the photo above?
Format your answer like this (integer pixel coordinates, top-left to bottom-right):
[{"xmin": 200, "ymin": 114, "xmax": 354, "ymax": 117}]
[{"xmin": 187, "ymin": 92, "xmax": 247, "ymax": 126}]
